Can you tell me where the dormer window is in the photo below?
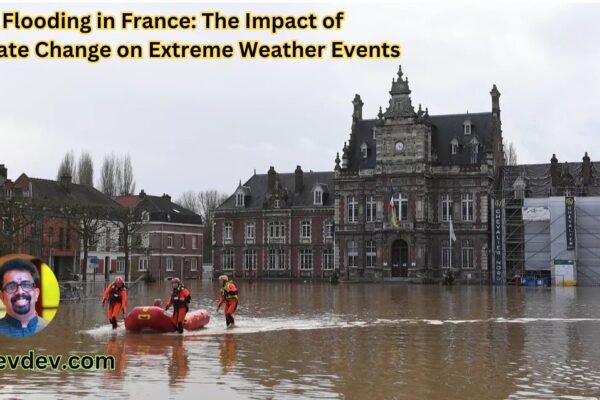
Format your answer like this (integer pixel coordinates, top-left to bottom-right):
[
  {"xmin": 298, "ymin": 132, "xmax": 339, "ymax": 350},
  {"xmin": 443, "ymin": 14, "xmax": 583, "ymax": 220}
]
[
  {"xmin": 274, "ymin": 199, "xmax": 280, "ymax": 208},
  {"xmin": 463, "ymin": 118, "xmax": 472, "ymax": 135},
  {"xmin": 361, "ymin": 142, "xmax": 368, "ymax": 159},
  {"xmin": 451, "ymin": 138, "xmax": 459, "ymax": 155},
  {"xmin": 236, "ymin": 192, "xmax": 245, "ymax": 207},
  {"xmin": 314, "ymin": 189, "xmax": 323, "ymax": 205}
]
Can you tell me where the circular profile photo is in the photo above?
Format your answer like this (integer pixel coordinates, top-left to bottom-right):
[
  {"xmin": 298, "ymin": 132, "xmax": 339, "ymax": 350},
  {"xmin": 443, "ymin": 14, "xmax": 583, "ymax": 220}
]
[{"xmin": 0, "ymin": 254, "xmax": 60, "ymax": 337}]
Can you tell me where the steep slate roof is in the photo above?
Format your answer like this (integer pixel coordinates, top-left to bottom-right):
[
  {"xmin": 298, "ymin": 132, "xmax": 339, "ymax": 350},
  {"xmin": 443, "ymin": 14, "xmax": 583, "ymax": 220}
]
[
  {"xmin": 115, "ymin": 193, "xmax": 203, "ymax": 225},
  {"xmin": 349, "ymin": 112, "xmax": 493, "ymax": 169},
  {"xmin": 219, "ymin": 171, "xmax": 334, "ymax": 210},
  {"xmin": 28, "ymin": 177, "xmax": 120, "ymax": 208},
  {"xmin": 500, "ymin": 161, "xmax": 600, "ymax": 197}
]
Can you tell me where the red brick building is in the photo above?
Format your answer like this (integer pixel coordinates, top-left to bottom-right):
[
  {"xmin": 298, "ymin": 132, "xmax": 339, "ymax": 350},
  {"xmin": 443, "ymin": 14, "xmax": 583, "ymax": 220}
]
[
  {"xmin": 113, "ymin": 191, "xmax": 203, "ymax": 281},
  {"xmin": 213, "ymin": 166, "xmax": 335, "ymax": 280}
]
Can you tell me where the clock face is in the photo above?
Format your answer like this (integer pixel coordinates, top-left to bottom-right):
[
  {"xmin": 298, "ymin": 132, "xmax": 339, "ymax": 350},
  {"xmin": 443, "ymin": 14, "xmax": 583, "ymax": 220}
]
[{"xmin": 395, "ymin": 141, "xmax": 404, "ymax": 153}]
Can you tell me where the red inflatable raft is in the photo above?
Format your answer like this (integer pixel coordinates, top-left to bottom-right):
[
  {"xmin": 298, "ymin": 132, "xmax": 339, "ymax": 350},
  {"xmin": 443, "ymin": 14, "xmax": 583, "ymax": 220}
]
[
  {"xmin": 124, "ymin": 306, "xmax": 176, "ymax": 333},
  {"xmin": 183, "ymin": 309, "xmax": 210, "ymax": 330},
  {"xmin": 124, "ymin": 307, "xmax": 210, "ymax": 333}
]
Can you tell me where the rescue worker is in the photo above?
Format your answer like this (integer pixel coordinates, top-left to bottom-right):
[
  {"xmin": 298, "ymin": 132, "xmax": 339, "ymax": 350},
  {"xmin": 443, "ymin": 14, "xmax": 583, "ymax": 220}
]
[
  {"xmin": 216, "ymin": 275, "xmax": 238, "ymax": 328},
  {"xmin": 101, "ymin": 277, "xmax": 127, "ymax": 329},
  {"xmin": 165, "ymin": 278, "xmax": 190, "ymax": 334}
]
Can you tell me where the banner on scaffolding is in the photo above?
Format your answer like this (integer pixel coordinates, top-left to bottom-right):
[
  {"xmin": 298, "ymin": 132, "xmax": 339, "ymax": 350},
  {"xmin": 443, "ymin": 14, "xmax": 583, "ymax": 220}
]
[
  {"xmin": 522, "ymin": 207, "xmax": 550, "ymax": 221},
  {"xmin": 492, "ymin": 198, "xmax": 505, "ymax": 285},
  {"xmin": 565, "ymin": 196, "xmax": 576, "ymax": 250}
]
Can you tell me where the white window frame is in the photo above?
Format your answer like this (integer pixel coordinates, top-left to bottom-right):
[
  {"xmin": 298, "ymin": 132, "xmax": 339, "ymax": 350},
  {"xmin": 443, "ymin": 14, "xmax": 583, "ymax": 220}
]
[
  {"xmin": 392, "ymin": 193, "xmax": 409, "ymax": 221},
  {"xmin": 236, "ymin": 192, "xmax": 245, "ymax": 207},
  {"xmin": 244, "ymin": 249, "xmax": 257, "ymax": 271},
  {"xmin": 464, "ymin": 122, "xmax": 471, "ymax": 135},
  {"xmin": 441, "ymin": 240, "xmax": 450, "ymax": 269},
  {"xmin": 167, "ymin": 234, "xmax": 174, "ymax": 249},
  {"xmin": 138, "ymin": 257, "xmax": 148, "ymax": 272},
  {"xmin": 462, "ymin": 240, "xmax": 474, "ymax": 269},
  {"xmin": 222, "ymin": 249, "xmax": 234, "ymax": 271},
  {"xmin": 451, "ymin": 139, "xmax": 459, "ymax": 155},
  {"xmin": 246, "ymin": 222, "xmax": 255, "ymax": 241},
  {"xmin": 347, "ymin": 241, "xmax": 358, "ymax": 267},
  {"xmin": 166, "ymin": 256, "xmax": 174, "ymax": 271},
  {"xmin": 323, "ymin": 248, "xmax": 334, "ymax": 271},
  {"xmin": 441, "ymin": 193, "xmax": 453, "ymax": 222},
  {"xmin": 324, "ymin": 220, "xmax": 334, "ymax": 239},
  {"xmin": 268, "ymin": 221, "xmax": 285, "ymax": 239},
  {"xmin": 347, "ymin": 196, "xmax": 358, "ymax": 223},
  {"xmin": 361, "ymin": 143, "xmax": 368, "ymax": 159},
  {"xmin": 190, "ymin": 258, "xmax": 198, "ymax": 271},
  {"xmin": 299, "ymin": 248, "xmax": 313, "ymax": 270},
  {"xmin": 462, "ymin": 193, "xmax": 473, "ymax": 222},
  {"xmin": 301, "ymin": 220, "xmax": 311, "ymax": 240},
  {"xmin": 268, "ymin": 248, "xmax": 286, "ymax": 270},
  {"xmin": 192, "ymin": 235, "xmax": 198, "ymax": 249},
  {"xmin": 366, "ymin": 240, "xmax": 376, "ymax": 267},
  {"xmin": 117, "ymin": 259, "xmax": 125, "ymax": 273},
  {"xmin": 366, "ymin": 196, "xmax": 376, "ymax": 223},
  {"xmin": 314, "ymin": 189, "xmax": 323, "ymax": 205},
  {"xmin": 181, "ymin": 234, "xmax": 186, "ymax": 249},
  {"xmin": 274, "ymin": 199, "xmax": 280, "ymax": 208},
  {"xmin": 223, "ymin": 222, "xmax": 233, "ymax": 241}
]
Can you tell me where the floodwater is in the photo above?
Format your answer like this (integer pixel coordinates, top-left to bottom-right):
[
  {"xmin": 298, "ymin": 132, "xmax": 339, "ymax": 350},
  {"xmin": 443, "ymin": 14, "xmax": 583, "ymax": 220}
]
[{"xmin": 2, "ymin": 281, "xmax": 600, "ymax": 400}]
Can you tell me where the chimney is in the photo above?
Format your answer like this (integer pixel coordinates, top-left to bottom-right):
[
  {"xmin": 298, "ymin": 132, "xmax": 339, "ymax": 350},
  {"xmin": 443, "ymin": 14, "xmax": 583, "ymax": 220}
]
[
  {"xmin": 139, "ymin": 189, "xmax": 146, "ymax": 199},
  {"xmin": 352, "ymin": 94, "xmax": 363, "ymax": 129},
  {"xmin": 267, "ymin": 166, "xmax": 276, "ymax": 192},
  {"xmin": 59, "ymin": 174, "xmax": 72, "ymax": 192},
  {"xmin": 162, "ymin": 193, "xmax": 171, "ymax": 202},
  {"xmin": 550, "ymin": 154, "xmax": 559, "ymax": 187},
  {"xmin": 490, "ymin": 84, "xmax": 501, "ymax": 119},
  {"xmin": 294, "ymin": 165, "xmax": 304, "ymax": 193},
  {"xmin": 582, "ymin": 152, "xmax": 592, "ymax": 185},
  {"xmin": 0, "ymin": 164, "xmax": 6, "ymax": 180}
]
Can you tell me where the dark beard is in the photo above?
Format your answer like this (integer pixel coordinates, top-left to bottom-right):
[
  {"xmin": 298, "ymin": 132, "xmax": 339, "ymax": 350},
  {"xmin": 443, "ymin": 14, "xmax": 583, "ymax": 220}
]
[{"xmin": 11, "ymin": 293, "xmax": 32, "ymax": 315}]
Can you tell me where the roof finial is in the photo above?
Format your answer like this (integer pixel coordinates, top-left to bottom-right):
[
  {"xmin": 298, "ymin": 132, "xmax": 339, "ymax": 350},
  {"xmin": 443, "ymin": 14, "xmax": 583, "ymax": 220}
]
[
  {"xmin": 397, "ymin": 65, "xmax": 403, "ymax": 80},
  {"xmin": 377, "ymin": 106, "xmax": 384, "ymax": 120}
]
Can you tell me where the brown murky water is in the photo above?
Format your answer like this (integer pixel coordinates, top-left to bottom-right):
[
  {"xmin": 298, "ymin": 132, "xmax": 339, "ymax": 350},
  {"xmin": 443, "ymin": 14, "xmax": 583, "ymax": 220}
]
[{"xmin": 2, "ymin": 281, "xmax": 600, "ymax": 399}]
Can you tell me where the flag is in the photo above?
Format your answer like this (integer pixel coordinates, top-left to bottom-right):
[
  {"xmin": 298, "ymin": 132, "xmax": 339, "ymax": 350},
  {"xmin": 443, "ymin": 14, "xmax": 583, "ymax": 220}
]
[
  {"xmin": 449, "ymin": 217, "xmax": 456, "ymax": 242},
  {"xmin": 388, "ymin": 184, "xmax": 399, "ymax": 229}
]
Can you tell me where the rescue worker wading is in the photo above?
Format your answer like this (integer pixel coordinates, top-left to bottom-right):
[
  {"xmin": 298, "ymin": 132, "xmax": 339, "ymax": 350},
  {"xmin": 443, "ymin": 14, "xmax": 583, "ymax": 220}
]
[
  {"xmin": 165, "ymin": 278, "xmax": 190, "ymax": 334},
  {"xmin": 217, "ymin": 275, "xmax": 238, "ymax": 328},
  {"xmin": 101, "ymin": 277, "xmax": 127, "ymax": 329}
]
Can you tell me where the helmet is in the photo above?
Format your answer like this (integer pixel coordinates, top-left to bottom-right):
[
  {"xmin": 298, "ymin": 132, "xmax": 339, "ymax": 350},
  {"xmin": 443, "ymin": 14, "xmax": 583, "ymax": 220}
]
[
  {"xmin": 114, "ymin": 277, "xmax": 124, "ymax": 286},
  {"xmin": 171, "ymin": 277, "xmax": 181, "ymax": 285},
  {"xmin": 219, "ymin": 275, "xmax": 229, "ymax": 283}
]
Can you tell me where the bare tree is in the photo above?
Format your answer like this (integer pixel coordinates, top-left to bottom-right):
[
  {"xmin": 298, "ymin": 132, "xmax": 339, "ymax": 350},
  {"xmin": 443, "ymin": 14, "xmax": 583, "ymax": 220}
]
[
  {"xmin": 77, "ymin": 151, "xmax": 94, "ymax": 186},
  {"xmin": 111, "ymin": 206, "xmax": 144, "ymax": 282},
  {"xmin": 0, "ymin": 197, "xmax": 36, "ymax": 256},
  {"xmin": 57, "ymin": 151, "xmax": 76, "ymax": 181},
  {"xmin": 505, "ymin": 141, "xmax": 518, "ymax": 166},
  {"xmin": 99, "ymin": 154, "xmax": 118, "ymax": 196},
  {"xmin": 176, "ymin": 190, "xmax": 200, "ymax": 214},
  {"xmin": 119, "ymin": 155, "xmax": 136, "ymax": 195}
]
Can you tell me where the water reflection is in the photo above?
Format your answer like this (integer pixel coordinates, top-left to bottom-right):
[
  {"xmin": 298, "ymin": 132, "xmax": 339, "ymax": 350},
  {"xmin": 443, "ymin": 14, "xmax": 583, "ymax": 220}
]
[{"xmin": 219, "ymin": 334, "xmax": 237, "ymax": 374}]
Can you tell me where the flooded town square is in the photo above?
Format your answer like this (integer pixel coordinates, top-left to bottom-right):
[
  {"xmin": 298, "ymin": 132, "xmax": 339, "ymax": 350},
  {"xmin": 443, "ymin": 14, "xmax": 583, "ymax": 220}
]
[{"xmin": 2, "ymin": 281, "xmax": 600, "ymax": 399}]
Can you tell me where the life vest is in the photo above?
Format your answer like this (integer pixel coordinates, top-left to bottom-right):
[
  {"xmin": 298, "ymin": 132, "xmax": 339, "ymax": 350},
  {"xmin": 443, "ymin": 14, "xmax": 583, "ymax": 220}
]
[
  {"xmin": 221, "ymin": 281, "xmax": 238, "ymax": 300},
  {"xmin": 172, "ymin": 285, "xmax": 191, "ymax": 307},
  {"xmin": 109, "ymin": 285, "xmax": 123, "ymax": 303}
]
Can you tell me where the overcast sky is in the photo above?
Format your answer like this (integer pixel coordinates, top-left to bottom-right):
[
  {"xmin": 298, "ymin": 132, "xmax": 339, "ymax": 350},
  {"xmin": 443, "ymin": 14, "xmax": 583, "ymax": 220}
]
[{"xmin": 1, "ymin": 3, "xmax": 599, "ymax": 199}]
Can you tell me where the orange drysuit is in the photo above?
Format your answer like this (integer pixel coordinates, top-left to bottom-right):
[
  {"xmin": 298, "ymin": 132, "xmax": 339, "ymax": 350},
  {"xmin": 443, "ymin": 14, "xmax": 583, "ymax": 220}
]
[
  {"xmin": 166, "ymin": 285, "xmax": 191, "ymax": 333},
  {"xmin": 217, "ymin": 281, "xmax": 238, "ymax": 327},
  {"xmin": 102, "ymin": 283, "xmax": 127, "ymax": 328}
]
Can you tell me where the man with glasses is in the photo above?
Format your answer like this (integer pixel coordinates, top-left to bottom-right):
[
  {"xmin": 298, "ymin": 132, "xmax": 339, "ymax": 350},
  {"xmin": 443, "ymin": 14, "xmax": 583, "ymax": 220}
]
[{"xmin": 0, "ymin": 258, "xmax": 49, "ymax": 337}]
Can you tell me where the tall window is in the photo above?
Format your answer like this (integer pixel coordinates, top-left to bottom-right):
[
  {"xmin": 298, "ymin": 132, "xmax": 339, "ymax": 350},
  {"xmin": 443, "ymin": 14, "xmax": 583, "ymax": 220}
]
[
  {"xmin": 301, "ymin": 220, "xmax": 311, "ymax": 239},
  {"xmin": 246, "ymin": 222, "xmax": 255, "ymax": 241},
  {"xmin": 314, "ymin": 189, "xmax": 323, "ymax": 205},
  {"xmin": 244, "ymin": 249, "xmax": 256, "ymax": 271},
  {"xmin": 441, "ymin": 193, "xmax": 453, "ymax": 222},
  {"xmin": 347, "ymin": 196, "xmax": 358, "ymax": 223},
  {"xmin": 462, "ymin": 240, "xmax": 474, "ymax": 269},
  {"xmin": 366, "ymin": 196, "xmax": 376, "ymax": 223},
  {"xmin": 274, "ymin": 199, "xmax": 280, "ymax": 208},
  {"xmin": 138, "ymin": 257, "xmax": 148, "ymax": 271},
  {"xmin": 299, "ymin": 249, "xmax": 313, "ymax": 270},
  {"xmin": 58, "ymin": 228, "xmax": 64, "ymax": 250},
  {"xmin": 166, "ymin": 256, "xmax": 174, "ymax": 271},
  {"xmin": 222, "ymin": 249, "xmax": 234, "ymax": 270},
  {"xmin": 324, "ymin": 220, "xmax": 334, "ymax": 239},
  {"xmin": 451, "ymin": 139, "xmax": 459, "ymax": 155},
  {"xmin": 181, "ymin": 235, "xmax": 186, "ymax": 249},
  {"xmin": 223, "ymin": 222, "xmax": 233, "ymax": 241},
  {"xmin": 167, "ymin": 233, "xmax": 174, "ymax": 248},
  {"xmin": 441, "ymin": 240, "xmax": 450, "ymax": 269},
  {"xmin": 268, "ymin": 221, "xmax": 285, "ymax": 239},
  {"xmin": 462, "ymin": 193, "xmax": 473, "ymax": 221},
  {"xmin": 117, "ymin": 258, "xmax": 125, "ymax": 273},
  {"xmin": 236, "ymin": 193, "xmax": 244, "ymax": 207},
  {"xmin": 347, "ymin": 241, "xmax": 358, "ymax": 267},
  {"xmin": 392, "ymin": 193, "xmax": 408, "ymax": 221},
  {"xmin": 268, "ymin": 248, "xmax": 286, "ymax": 270},
  {"xmin": 192, "ymin": 235, "xmax": 198, "ymax": 249},
  {"xmin": 366, "ymin": 240, "xmax": 376, "ymax": 267},
  {"xmin": 323, "ymin": 248, "xmax": 334, "ymax": 270},
  {"xmin": 190, "ymin": 258, "xmax": 198, "ymax": 271}
]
